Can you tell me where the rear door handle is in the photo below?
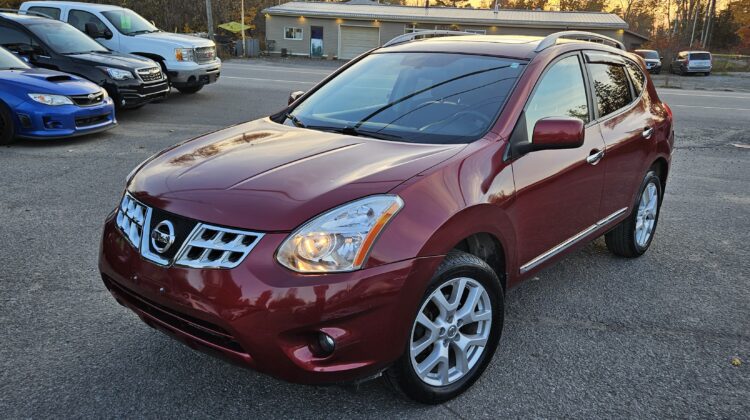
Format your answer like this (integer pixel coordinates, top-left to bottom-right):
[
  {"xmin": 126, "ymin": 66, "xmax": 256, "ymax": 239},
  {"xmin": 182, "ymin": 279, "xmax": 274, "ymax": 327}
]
[
  {"xmin": 586, "ymin": 149, "xmax": 604, "ymax": 165},
  {"xmin": 643, "ymin": 126, "xmax": 654, "ymax": 139}
]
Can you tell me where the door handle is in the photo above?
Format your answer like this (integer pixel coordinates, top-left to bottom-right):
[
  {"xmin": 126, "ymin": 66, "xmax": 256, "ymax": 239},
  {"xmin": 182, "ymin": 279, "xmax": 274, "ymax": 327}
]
[
  {"xmin": 586, "ymin": 149, "xmax": 604, "ymax": 165},
  {"xmin": 643, "ymin": 126, "xmax": 654, "ymax": 139}
]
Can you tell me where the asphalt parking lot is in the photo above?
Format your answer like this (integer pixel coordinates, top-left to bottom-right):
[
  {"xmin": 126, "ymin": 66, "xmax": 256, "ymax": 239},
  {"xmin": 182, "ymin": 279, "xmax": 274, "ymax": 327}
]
[{"xmin": 1, "ymin": 59, "xmax": 748, "ymax": 418}]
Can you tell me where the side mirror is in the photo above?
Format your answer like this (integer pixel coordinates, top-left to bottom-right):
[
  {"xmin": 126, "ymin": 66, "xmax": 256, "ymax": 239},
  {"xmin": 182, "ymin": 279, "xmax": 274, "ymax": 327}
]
[
  {"xmin": 85, "ymin": 23, "xmax": 112, "ymax": 39},
  {"xmin": 288, "ymin": 90, "xmax": 305, "ymax": 105},
  {"xmin": 103, "ymin": 28, "xmax": 113, "ymax": 40},
  {"xmin": 516, "ymin": 117, "xmax": 584, "ymax": 155},
  {"xmin": 15, "ymin": 44, "xmax": 36, "ymax": 61},
  {"xmin": 660, "ymin": 56, "xmax": 664, "ymax": 60}
]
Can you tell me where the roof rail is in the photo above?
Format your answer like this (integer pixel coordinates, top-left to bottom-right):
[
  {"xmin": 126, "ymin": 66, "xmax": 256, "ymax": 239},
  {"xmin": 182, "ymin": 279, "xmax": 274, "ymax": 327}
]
[
  {"xmin": 0, "ymin": 8, "xmax": 54, "ymax": 19},
  {"xmin": 534, "ymin": 31, "xmax": 625, "ymax": 52},
  {"xmin": 383, "ymin": 30, "xmax": 473, "ymax": 48}
]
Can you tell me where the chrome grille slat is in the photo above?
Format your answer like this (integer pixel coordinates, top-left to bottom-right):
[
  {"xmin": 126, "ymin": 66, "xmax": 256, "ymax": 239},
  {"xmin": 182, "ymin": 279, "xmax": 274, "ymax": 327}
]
[
  {"xmin": 137, "ymin": 67, "xmax": 164, "ymax": 83},
  {"xmin": 114, "ymin": 192, "xmax": 262, "ymax": 269},
  {"xmin": 194, "ymin": 46, "xmax": 216, "ymax": 64}
]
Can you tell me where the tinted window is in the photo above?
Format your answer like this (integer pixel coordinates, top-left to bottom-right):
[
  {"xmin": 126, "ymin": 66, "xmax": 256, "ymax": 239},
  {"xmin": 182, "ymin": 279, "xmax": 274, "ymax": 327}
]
[
  {"xmin": 102, "ymin": 9, "xmax": 158, "ymax": 35},
  {"xmin": 288, "ymin": 53, "xmax": 524, "ymax": 144},
  {"xmin": 27, "ymin": 21, "xmax": 107, "ymax": 54},
  {"xmin": 27, "ymin": 6, "xmax": 61, "ymax": 20},
  {"xmin": 0, "ymin": 25, "xmax": 32, "ymax": 48},
  {"xmin": 689, "ymin": 52, "xmax": 711, "ymax": 60},
  {"xmin": 68, "ymin": 10, "xmax": 107, "ymax": 33},
  {"xmin": 625, "ymin": 60, "xmax": 645, "ymax": 96},
  {"xmin": 589, "ymin": 63, "xmax": 632, "ymax": 118},
  {"xmin": 525, "ymin": 55, "xmax": 589, "ymax": 139}
]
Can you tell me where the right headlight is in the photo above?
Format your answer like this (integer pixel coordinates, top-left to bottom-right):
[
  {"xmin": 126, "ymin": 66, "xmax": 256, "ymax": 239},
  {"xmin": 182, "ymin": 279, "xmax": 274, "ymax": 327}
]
[
  {"xmin": 276, "ymin": 195, "xmax": 404, "ymax": 273},
  {"xmin": 175, "ymin": 48, "xmax": 195, "ymax": 62},
  {"xmin": 102, "ymin": 67, "xmax": 134, "ymax": 81},
  {"xmin": 27, "ymin": 93, "xmax": 73, "ymax": 106}
]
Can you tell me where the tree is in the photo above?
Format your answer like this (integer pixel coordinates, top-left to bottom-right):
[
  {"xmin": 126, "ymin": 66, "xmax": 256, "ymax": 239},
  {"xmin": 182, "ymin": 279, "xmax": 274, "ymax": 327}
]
[{"xmin": 559, "ymin": 0, "xmax": 607, "ymax": 12}]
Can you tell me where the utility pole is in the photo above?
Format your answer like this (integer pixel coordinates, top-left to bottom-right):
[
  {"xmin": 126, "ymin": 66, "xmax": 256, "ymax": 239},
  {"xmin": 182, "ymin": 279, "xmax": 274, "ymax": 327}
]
[
  {"xmin": 241, "ymin": 0, "xmax": 246, "ymax": 57},
  {"xmin": 690, "ymin": 0, "xmax": 700, "ymax": 47},
  {"xmin": 205, "ymin": 0, "xmax": 214, "ymax": 41}
]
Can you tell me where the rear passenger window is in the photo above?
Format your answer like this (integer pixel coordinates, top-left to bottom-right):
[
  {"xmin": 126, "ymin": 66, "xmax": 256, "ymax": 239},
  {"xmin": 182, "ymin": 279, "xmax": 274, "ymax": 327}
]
[
  {"xmin": 27, "ymin": 6, "xmax": 61, "ymax": 20},
  {"xmin": 625, "ymin": 61, "xmax": 645, "ymax": 96},
  {"xmin": 525, "ymin": 55, "xmax": 589, "ymax": 140},
  {"xmin": 68, "ymin": 10, "xmax": 107, "ymax": 33},
  {"xmin": 588, "ymin": 63, "xmax": 632, "ymax": 118}
]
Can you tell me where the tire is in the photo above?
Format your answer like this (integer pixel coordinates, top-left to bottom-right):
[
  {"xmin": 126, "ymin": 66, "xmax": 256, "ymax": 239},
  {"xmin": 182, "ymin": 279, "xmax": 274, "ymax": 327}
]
[
  {"xmin": 0, "ymin": 102, "xmax": 16, "ymax": 145},
  {"xmin": 653, "ymin": 69, "xmax": 661, "ymax": 75},
  {"xmin": 176, "ymin": 85, "xmax": 203, "ymax": 94},
  {"xmin": 704, "ymin": 72, "xmax": 711, "ymax": 76},
  {"xmin": 384, "ymin": 251, "xmax": 504, "ymax": 404},
  {"xmin": 605, "ymin": 170, "xmax": 662, "ymax": 258}
]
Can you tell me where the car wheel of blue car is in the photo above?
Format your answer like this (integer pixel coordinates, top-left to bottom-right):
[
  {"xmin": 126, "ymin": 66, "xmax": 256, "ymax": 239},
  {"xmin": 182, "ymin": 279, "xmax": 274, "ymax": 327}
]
[{"xmin": 0, "ymin": 102, "xmax": 16, "ymax": 145}]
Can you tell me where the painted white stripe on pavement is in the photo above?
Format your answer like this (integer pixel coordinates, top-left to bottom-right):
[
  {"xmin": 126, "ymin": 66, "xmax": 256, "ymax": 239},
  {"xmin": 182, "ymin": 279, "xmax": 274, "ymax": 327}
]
[{"xmin": 222, "ymin": 76, "xmax": 316, "ymax": 84}]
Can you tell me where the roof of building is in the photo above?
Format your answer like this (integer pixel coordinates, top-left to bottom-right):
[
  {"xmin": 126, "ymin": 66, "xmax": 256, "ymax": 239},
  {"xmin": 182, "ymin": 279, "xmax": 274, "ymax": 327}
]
[{"xmin": 263, "ymin": 1, "xmax": 629, "ymax": 29}]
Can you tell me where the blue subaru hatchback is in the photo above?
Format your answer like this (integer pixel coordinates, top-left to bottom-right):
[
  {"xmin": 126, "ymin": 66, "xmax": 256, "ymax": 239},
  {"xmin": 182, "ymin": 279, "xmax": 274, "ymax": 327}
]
[{"xmin": 0, "ymin": 46, "xmax": 116, "ymax": 144}]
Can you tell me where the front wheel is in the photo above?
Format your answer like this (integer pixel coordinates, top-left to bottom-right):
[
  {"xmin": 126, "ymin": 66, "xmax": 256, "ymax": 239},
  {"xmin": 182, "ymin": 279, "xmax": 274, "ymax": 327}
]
[
  {"xmin": 0, "ymin": 102, "xmax": 16, "ymax": 145},
  {"xmin": 384, "ymin": 251, "xmax": 504, "ymax": 404},
  {"xmin": 176, "ymin": 85, "xmax": 203, "ymax": 94},
  {"xmin": 605, "ymin": 170, "xmax": 662, "ymax": 257}
]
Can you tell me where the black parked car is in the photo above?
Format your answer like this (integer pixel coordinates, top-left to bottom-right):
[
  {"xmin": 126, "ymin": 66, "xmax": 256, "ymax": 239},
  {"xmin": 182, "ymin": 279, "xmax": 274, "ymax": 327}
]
[{"xmin": 0, "ymin": 10, "xmax": 169, "ymax": 108}]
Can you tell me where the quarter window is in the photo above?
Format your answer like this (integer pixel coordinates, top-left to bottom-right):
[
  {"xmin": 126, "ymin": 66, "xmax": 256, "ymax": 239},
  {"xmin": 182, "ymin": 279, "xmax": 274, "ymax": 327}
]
[
  {"xmin": 68, "ymin": 10, "xmax": 108, "ymax": 33},
  {"xmin": 27, "ymin": 6, "xmax": 61, "ymax": 20},
  {"xmin": 625, "ymin": 60, "xmax": 645, "ymax": 96},
  {"xmin": 525, "ymin": 55, "xmax": 589, "ymax": 140},
  {"xmin": 589, "ymin": 63, "xmax": 633, "ymax": 118},
  {"xmin": 284, "ymin": 27, "xmax": 303, "ymax": 40}
]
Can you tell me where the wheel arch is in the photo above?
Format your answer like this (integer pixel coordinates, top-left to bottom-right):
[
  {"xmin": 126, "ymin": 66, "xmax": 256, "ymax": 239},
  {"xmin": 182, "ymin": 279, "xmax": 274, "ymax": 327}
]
[{"xmin": 650, "ymin": 156, "xmax": 669, "ymax": 193}]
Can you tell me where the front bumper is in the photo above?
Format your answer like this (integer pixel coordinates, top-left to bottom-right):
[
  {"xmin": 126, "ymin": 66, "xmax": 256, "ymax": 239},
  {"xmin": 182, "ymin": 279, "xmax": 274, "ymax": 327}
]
[
  {"xmin": 106, "ymin": 79, "xmax": 170, "ymax": 109},
  {"xmin": 166, "ymin": 59, "xmax": 221, "ymax": 86},
  {"xmin": 686, "ymin": 66, "xmax": 712, "ymax": 73},
  {"xmin": 13, "ymin": 98, "xmax": 116, "ymax": 140},
  {"xmin": 98, "ymin": 213, "xmax": 441, "ymax": 384}
]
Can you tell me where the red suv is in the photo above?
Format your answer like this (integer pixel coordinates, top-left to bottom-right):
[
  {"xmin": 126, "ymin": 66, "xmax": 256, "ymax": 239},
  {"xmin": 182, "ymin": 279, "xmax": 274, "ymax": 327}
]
[{"xmin": 99, "ymin": 31, "xmax": 673, "ymax": 403}]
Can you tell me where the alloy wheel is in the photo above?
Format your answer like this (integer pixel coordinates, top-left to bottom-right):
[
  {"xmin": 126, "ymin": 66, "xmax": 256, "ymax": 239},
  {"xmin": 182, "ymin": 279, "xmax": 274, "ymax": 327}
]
[
  {"xmin": 635, "ymin": 182, "xmax": 659, "ymax": 247},
  {"xmin": 409, "ymin": 277, "xmax": 492, "ymax": 387}
]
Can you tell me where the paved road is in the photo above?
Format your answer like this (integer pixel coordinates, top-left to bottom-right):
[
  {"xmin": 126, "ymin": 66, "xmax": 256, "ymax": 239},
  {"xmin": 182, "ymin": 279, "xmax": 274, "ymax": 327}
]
[{"xmin": 1, "ymin": 60, "xmax": 748, "ymax": 419}]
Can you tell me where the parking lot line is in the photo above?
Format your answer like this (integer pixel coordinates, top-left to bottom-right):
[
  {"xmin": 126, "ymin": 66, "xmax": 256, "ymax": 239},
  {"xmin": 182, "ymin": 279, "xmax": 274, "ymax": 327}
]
[
  {"xmin": 659, "ymin": 91, "xmax": 750, "ymax": 100},
  {"xmin": 670, "ymin": 104, "xmax": 750, "ymax": 112},
  {"xmin": 222, "ymin": 76, "xmax": 317, "ymax": 85}
]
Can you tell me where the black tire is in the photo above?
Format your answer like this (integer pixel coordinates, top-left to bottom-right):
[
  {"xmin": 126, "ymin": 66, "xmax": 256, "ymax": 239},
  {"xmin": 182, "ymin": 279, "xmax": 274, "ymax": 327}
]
[
  {"xmin": 0, "ymin": 102, "xmax": 16, "ymax": 145},
  {"xmin": 605, "ymin": 170, "xmax": 662, "ymax": 258},
  {"xmin": 384, "ymin": 251, "xmax": 504, "ymax": 404},
  {"xmin": 176, "ymin": 85, "xmax": 203, "ymax": 94},
  {"xmin": 704, "ymin": 72, "xmax": 711, "ymax": 76},
  {"xmin": 653, "ymin": 69, "xmax": 661, "ymax": 75}
]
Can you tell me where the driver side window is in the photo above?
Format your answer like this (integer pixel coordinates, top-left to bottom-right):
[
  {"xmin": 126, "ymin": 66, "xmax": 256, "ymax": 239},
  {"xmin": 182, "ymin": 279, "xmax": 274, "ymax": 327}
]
[
  {"xmin": 68, "ymin": 10, "xmax": 107, "ymax": 34},
  {"xmin": 525, "ymin": 55, "xmax": 589, "ymax": 141}
]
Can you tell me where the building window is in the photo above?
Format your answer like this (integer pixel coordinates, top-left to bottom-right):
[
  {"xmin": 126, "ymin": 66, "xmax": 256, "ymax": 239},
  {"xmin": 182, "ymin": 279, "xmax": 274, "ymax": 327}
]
[
  {"xmin": 464, "ymin": 29, "xmax": 487, "ymax": 35},
  {"xmin": 284, "ymin": 27, "xmax": 303, "ymax": 40}
]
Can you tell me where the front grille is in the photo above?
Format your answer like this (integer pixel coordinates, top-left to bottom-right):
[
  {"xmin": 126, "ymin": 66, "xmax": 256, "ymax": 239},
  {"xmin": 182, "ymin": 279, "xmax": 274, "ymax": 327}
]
[
  {"xmin": 75, "ymin": 114, "xmax": 109, "ymax": 127},
  {"xmin": 175, "ymin": 225, "xmax": 262, "ymax": 269},
  {"xmin": 115, "ymin": 192, "xmax": 263, "ymax": 269},
  {"xmin": 137, "ymin": 67, "xmax": 164, "ymax": 83},
  {"xmin": 195, "ymin": 46, "xmax": 216, "ymax": 63},
  {"xmin": 103, "ymin": 276, "xmax": 246, "ymax": 354},
  {"xmin": 70, "ymin": 91, "xmax": 105, "ymax": 106}
]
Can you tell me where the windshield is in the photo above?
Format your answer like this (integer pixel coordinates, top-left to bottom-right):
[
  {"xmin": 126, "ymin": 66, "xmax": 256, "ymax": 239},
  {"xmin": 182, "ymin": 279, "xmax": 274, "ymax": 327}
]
[
  {"xmin": 689, "ymin": 52, "xmax": 711, "ymax": 60},
  {"xmin": 636, "ymin": 50, "xmax": 659, "ymax": 59},
  {"xmin": 102, "ymin": 9, "xmax": 158, "ymax": 35},
  {"xmin": 27, "ymin": 21, "xmax": 107, "ymax": 54},
  {"xmin": 287, "ymin": 53, "xmax": 524, "ymax": 144},
  {"xmin": 0, "ymin": 47, "xmax": 30, "ymax": 70}
]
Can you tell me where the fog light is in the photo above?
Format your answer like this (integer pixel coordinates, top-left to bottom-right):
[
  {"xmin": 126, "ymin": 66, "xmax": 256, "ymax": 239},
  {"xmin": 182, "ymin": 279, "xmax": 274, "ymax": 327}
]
[{"xmin": 317, "ymin": 332, "xmax": 335, "ymax": 356}]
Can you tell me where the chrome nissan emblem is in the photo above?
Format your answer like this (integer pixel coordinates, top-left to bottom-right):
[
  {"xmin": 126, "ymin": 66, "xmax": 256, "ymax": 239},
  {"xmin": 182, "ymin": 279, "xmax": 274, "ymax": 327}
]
[{"xmin": 150, "ymin": 220, "xmax": 175, "ymax": 254}]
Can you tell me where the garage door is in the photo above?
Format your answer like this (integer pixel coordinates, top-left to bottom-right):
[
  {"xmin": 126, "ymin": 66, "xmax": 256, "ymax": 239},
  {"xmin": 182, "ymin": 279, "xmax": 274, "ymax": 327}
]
[{"xmin": 339, "ymin": 26, "xmax": 379, "ymax": 59}]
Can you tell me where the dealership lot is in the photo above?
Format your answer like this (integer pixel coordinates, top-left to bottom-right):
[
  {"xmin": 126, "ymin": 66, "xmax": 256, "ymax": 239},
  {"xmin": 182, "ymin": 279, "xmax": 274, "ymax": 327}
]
[{"xmin": 1, "ymin": 60, "xmax": 748, "ymax": 418}]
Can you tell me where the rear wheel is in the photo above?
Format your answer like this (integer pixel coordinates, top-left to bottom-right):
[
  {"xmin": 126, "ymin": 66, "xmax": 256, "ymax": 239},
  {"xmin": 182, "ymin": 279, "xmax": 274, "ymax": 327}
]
[
  {"xmin": 0, "ymin": 102, "xmax": 16, "ymax": 145},
  {"xmin": 605, "ymin": 170, "xmax": 662, "ymax": 258},
  {"xmin": 384, "ymin": 251, "xmax": 504, "ymax": 404}
]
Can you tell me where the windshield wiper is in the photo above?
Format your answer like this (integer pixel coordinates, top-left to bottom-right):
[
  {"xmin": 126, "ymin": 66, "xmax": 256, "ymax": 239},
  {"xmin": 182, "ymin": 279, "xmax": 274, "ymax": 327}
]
[
  {"xmin": 285, "ymin": 112, "xmax": 306, "ymax": 128},
  {"xmin": 63, "ymin": 50, "xmax": 101, "ymax": 55},
  {"xmin": 307, "ymin": 125, "xmax": 403, "ymax": 141}
]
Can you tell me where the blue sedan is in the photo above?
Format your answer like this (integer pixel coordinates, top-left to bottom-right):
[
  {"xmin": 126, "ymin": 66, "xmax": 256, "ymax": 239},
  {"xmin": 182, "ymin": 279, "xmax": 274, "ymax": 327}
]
[{"xmin": 0, "ymin": 47, "xmax": 116, "ymax": 144}]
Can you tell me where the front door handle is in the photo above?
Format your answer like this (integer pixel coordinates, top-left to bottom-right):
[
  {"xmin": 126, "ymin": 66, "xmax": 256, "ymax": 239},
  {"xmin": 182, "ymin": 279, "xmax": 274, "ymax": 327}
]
[
  {"xmin": 643, "ymin": 126, "xmax": 654, "ymax": 139},
  {"xmin": 586, "ymin": 149, "xmax": 604, "ymax": 165}
]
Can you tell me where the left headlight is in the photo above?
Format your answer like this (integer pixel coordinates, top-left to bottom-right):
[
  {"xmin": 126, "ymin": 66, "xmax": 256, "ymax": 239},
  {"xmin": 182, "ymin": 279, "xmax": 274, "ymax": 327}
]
[
  {"xmin": 27, "ymin": 93, "xmax": 73, "ymax": 106},
  {"xmin": 102, "ymin": 67, "xmax": 134, "ymax": 81},
  {"xmin": 276, "ymin": 195, "xmax": 404, "ymax": 273}
]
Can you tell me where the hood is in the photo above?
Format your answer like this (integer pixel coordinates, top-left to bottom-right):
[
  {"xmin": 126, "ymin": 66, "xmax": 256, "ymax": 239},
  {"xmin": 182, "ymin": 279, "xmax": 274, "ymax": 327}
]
[
  {"xmin": 131, "ymin": 31, "xmax": 215, "ymax": 48},
  {"xmin": 129, "ymin": 118, "xmax": 465, "ymax": 231},
  {"xmin": 69, "ymin": 51, "xmax": 157, "ymax": 70},
  {"xmin": 0, "ymin": 68, "xmax": 101, "ymax": 95}
]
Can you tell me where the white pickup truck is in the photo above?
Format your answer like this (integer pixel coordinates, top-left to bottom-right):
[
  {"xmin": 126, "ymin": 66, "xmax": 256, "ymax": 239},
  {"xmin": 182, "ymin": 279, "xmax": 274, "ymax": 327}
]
[{"xmin": 20, "ymin": 1, "xmax": 221, "ymax": 94}]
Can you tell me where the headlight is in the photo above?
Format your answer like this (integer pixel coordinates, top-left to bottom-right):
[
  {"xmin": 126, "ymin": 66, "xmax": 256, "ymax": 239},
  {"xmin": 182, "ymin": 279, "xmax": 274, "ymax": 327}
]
[
  {"xmin": 175, "ymin": 48, "xmax": 195, "ymax": 62},
  {"xmin": 27, "ymin": 93, "xmax": 73, "ymax": 106},
  {"xmin": 276, "ymin": 195, "xmax": 404, "ymax": 273},
  {"xmin": 102, "ymin": 67, "xmax": 134, "ymax": 81},
  {"xmin": 100, "ymin": 88, "xmax": 109, "ymax": 99}
]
